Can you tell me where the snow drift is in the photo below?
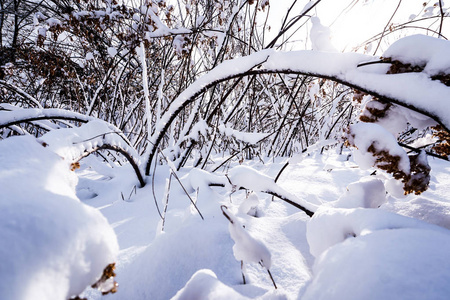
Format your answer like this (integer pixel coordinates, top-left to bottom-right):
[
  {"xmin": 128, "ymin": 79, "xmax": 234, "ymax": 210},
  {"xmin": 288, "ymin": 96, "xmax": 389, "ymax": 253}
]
[{"xmin": 0, "ymin": 135, "xmax": 118, "ymax": 300}]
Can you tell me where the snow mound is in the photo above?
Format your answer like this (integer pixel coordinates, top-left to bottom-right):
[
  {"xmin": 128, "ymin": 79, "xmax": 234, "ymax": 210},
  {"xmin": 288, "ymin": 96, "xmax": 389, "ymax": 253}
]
[
  {"xmin": 303, "ymin": 228, "xmax": 450, "ymax": 300},
  {"xmin": 171, "ymin": 269, "xmax": 249, "ymax": 300},
  {"xmin": 0, "ymin": 135, "xmax": 118, "ymax": 300},
  {"xmin": 383, "ymin": 34, "xmax": 450, "ymax": 76},
  {"xmin": 307, "ymin": 207, "xmax": 448, "ymax": 258},
  {"xmin": 330, "ymin": 177, "xmax": 386, "ymax": 209}
]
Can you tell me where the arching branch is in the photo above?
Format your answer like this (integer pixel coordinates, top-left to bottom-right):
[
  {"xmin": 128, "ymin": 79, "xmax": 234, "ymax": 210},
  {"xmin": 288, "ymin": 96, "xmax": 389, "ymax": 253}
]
[
  {"xmin": 76, "ymin": 144, "xmax": 146, "ymax": 188},
  {"xmin": 0, "ymin": 107, "xmax": 92, "ymax": 129},
  {"xmin": 0, "ymin": 80, "xmax": 43, "ymax": 108},
  {"xmin": 145, "ymin": 50, "xmax": 450, "ymax": 175}
]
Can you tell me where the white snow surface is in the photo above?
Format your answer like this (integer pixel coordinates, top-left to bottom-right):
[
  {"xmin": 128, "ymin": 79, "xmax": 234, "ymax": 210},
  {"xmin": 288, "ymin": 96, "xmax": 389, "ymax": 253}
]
[
  {"xmin": 171, "ymin": 269, "xmax": 249, "ymax": 300},
  {"xmin": 0, "ymin": 135, "xmax": 118, "ymax": 300},
  {"xmin": 171, "ymin": 269, "xmax": 286, "ymax": 300},
  {"xmin": 330, "ymin": 176, "xmax": 386, "ymax": 209},
  {"xmin": 303, "ymin": 227, "xmax": 450, "ymax": 300},
  {"xmin": 2, "ymin": 136, "xmax": 449, "ymax": 300},
  {"xmin": 307, "ymin": 206, "xmax": 449, "ymax": 258}
]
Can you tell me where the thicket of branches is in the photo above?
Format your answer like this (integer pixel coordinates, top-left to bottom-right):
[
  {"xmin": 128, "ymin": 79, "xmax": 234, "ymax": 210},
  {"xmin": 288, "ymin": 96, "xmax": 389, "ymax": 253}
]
[{"xmin": 1, "ymin": 0, "xmax": 449, "ymax": 182}]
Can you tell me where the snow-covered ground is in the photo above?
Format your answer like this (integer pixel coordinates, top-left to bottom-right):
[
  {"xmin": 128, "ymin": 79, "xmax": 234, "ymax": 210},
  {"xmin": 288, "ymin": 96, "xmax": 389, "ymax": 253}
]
[
  {"xmin": 2, "ymin": 33, "xmax": 450, "ymax": 300},
  {"xmin": 68, "ymin": 148, "xmax": 450, "ymax": 299},
  {"xmin": 1, "ymin": 128, "xmax": 450, "ymax": 299}
]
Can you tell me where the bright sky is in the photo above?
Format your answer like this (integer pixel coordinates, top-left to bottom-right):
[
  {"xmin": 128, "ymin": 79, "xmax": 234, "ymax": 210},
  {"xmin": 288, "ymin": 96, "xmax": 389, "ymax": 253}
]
[{"xmin": 266, "ymin": 0, "xmax": 449, "ymax": 54}]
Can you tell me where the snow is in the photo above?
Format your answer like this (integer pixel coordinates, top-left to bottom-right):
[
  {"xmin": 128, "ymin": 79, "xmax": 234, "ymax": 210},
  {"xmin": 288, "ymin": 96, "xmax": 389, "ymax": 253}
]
[
  {"xmin": 0, "ymin": 105, "xmax": 93, "ymax": 128},
  {"xmin": 40, "ymin": 120, "xmax": 139, "ymax": 164},
  {"xmin": 361, "ymin": 99, "xmax": 437, "ymax": 136},
  {"xmin": 223, "ymin": 207, "xmax": 272, "ymax": 268},
  {"xmin": 2, "ymin": 133, "xmax": 449, "ymax": 299},
  {"xmin": 348, "ymin": 122, "xmax": 410, "ymax": 173},
  {"xmin": 226, "ymin": 165, "xmax": 318, "ymax": 214},
  {"xmin": 86, "ymin": 52, "xmax": 94, "ymax": 60},
  {"xmin": 383, "ymin": 34, "xmax": 450, "ymax": 76},
  {"xmin": 75, "ymin": 151, "xmax": 450, "ymax": 300},
  {"xmin": 4, "ymin": 30, "xmax": 450, "ymax": 300},
  {"xmin": 107, "ymin": 47, "xmax": 118, "ymax": 57},
  {"xmin": 219, "ymin": 123, "xmax": 269, "ymax": 145},
  {"xmin": 309, "ymin": 17, "xmax": 337, "ymax": 52},
  {"xmin": 330, "ymin": 177, "xmax": 386, "ymax": 209},
  {"xmin": 306, "ymin": 206, "xmax": 449, "ymax": 258},
  {"xmin": 303, "ymin": 228, "xmax": 450, "ymax": 300},
  {"xmin": 0, "ymin": 135, "xmax": 118, "ymax": 300},
  {"xmin": 239, "ymin": 192, "xmax": 259, "ymax": 216}
]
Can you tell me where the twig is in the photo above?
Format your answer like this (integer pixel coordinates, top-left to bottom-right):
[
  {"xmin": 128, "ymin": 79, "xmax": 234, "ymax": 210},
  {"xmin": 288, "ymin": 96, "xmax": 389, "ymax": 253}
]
[
  {"xmin": 398, "ymin": 142, "xmax": 449, "ymax": 161},
  {"xmin": 151, "ymin": 157, "xmax": 164, "ymax": 219},
  {"xmin": 160, "ymin": 151, "xmax": 204, "ymax": 220},
  {"xmin": 266, "ymin": 268, "xmax": 277, "ymax": 289},
  {"xmin": 161, "ymin": 172, "xmax": 172, "ymax": 231}
]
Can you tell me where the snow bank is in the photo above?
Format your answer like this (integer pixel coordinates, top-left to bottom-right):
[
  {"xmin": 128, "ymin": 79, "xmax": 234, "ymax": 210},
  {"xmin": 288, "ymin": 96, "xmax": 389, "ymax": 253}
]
[
  {"xmin": 303, "ymin": 228, "xmax": 450, "ymax": 300},
  {"xmin": 305, "ymin": 205, "xmax": 450, "ymax": 299},
  {"xmin": 0, "ymin": 135, "xmax": 118, "ymax": 300},
  {"xmin": 238, "ymin": 192, "xmax": 259, "ymax": 216},
  {"xmin": 306, "ymin": 207, "xmax": 449, "ymax": 258}
]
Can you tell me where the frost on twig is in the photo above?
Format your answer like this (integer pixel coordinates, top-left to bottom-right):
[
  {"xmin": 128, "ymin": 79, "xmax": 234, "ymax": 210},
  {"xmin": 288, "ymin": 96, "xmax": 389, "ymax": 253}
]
[{"xmin": 221, "ymin": 206, "xmax": 277, "ymax": 289}]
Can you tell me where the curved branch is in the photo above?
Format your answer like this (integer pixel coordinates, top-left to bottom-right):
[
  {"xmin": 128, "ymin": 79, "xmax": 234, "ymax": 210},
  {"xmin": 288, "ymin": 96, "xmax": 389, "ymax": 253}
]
[
  {"xmin": 0, "ymin": 80, "xmax": 43, "ymax": 108},
  {"xmin": 145, "ymin": 50, "xmax": 450, "ymax": 174},
  {"xmin": 76, "ymin": 144, "xmax": 146, "ymax": 188},
  {"xmin": 0, "ymin": 108, "xmax": 92, "ymax": 129},
  {"xmin": 209, "ymin": 182, "xmax": 314, "ymax": 217}
]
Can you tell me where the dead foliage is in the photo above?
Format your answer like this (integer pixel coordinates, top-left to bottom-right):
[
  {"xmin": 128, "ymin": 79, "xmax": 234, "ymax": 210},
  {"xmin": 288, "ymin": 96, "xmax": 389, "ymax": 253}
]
[
  {"xmin": 432, "ymin": 125, "xmax": 450, "ymax": 158},
  {"xmin": 91, "ymin": 263, "xmax": 118, "ymax": 295},
  {"xmin": 347, "ymin": 131, "xmax": 430, "ymax": 195}
]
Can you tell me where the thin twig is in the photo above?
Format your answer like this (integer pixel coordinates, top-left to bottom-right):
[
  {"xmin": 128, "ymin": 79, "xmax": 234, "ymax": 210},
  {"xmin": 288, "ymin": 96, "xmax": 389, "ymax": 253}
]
[
  {"xmin": 161, "ymin": 172, "xmax": 172, "ymax": 231},
  {"xmin": 160, "ymin": 151, "xmax": 204, "ymax": 220}
]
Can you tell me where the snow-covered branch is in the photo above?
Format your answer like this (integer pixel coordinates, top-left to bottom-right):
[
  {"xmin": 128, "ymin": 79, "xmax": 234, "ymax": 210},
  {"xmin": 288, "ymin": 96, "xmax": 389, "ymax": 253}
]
[
  {"xmin": 146, "ymin": 35, "xmax": 450, "ymax": 174},
  {"xmin": 186, "ymin": 166, "xmax": 316, "ymax": 217},
  {"xmin": 40, "ymin": 120, "xmax": 144, "ymax": 187},
  {"xmin": 0, "ymin": 105, "xmax": 93, "ymax": 129}
]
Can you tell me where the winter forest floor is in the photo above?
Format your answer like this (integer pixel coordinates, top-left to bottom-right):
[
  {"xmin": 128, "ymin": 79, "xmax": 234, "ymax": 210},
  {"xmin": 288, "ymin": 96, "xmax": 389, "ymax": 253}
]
[{"xmin": 76, "ymin": 150, "xmax": 450, "ymax": 299}]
